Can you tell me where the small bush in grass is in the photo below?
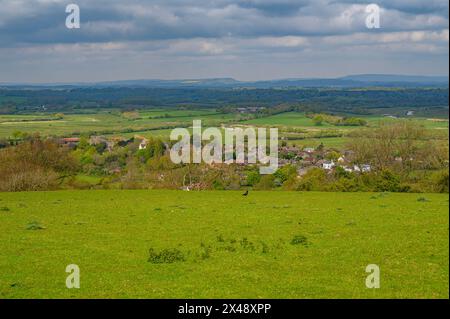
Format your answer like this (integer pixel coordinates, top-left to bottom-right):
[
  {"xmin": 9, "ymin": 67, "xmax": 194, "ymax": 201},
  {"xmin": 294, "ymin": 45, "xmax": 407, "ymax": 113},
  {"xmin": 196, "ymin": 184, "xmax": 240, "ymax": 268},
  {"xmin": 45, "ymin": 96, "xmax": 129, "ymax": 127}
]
[
  {"xmin": 199, "ymin": 242, "xmax": 212, "ymax": 260},
  {"xmin": 0, "ymin": 206, "xmax": 10, "ymax": 212},
  {"xmin": 216, "ymin": 235, "xmax": 225, "ymax": 243},
  {"xmin": 148, "ymin": 248, "xmax": 185, "ymax": 264},
  {"xmin": 26, "ymin": 221, "xmax": 45, "ymax": 230},
  {"xmin": 240, "ymin": 237, "xmax": 255, "ymax": 251},
  {"xmin": 290, "ymin": 235, "xmax": 309, "ymax": 247},
  {"xmin": 260, "ymin": 241, "xmax": 270, "ymax": 254},
  {"xmin": 224, "ymin": 245, "xmax": 236, "ymax": 252}
]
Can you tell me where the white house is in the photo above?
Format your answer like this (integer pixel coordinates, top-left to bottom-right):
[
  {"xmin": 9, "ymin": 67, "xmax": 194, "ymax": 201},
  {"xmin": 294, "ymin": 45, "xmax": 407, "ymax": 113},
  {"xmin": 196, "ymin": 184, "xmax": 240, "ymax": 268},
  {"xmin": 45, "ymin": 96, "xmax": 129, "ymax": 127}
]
[
  {"xmin": 139, "ymin": 139, "xmax": 148, "ymax": 150},
  {"xmin": 343, "ymin": 166, "xmax": 353, "ymax": 173},
  {"xmin": 323, "ymin": 161, "xmax": 335, "ymax": 170},
  {"xmin": 354, "ymin": 164, "xmax": 371, "ymax": 173}
]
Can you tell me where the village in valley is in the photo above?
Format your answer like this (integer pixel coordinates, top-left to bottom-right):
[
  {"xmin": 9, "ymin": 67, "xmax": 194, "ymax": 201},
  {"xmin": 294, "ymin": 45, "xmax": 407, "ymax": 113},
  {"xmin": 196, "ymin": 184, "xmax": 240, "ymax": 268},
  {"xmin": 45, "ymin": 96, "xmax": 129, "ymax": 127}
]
[
  {"xmin": 57, "ymin": 132, "xmax": 372, "ymax": 179},
  {"xmin": 278, "ymin": 144, "xmax": 371, "ymax": 175}
]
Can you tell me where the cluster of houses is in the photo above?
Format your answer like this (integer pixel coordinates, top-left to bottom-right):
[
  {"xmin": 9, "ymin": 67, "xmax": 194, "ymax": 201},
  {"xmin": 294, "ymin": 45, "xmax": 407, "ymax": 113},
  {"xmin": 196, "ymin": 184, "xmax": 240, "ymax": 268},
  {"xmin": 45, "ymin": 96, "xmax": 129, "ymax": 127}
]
[
  {"xmin": 278, "ymin": 145, "xmax": 372, "ymax": 175},
  {"xmin": 57, "ymin": 135, "xmax": 372, "ymax": 175},
  {"xmin": 58, "ymin": 135, "xmax": 137, "ymax": 150},
  {"xmin": 236, "ymin": 107, "xmax": 266, "ymax": 114},
  {"xmin": 383, "ymin": 110, "xmax": 415, "ymax": 119}
]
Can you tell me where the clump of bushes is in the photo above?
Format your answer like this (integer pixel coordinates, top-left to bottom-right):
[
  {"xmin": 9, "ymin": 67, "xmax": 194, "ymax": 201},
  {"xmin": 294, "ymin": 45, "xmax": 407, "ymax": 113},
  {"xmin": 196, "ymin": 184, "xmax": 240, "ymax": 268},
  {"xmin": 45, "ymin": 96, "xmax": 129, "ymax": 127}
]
[
  {"xmin": 290, "ymin": 235, "xmax": 309, "ymax": 247},
  {"xmin": 147, "ymin": 248, "xmax": 185, "ymax": 264},
  {"xmin": 26, "ymin": 221, "xmax": 45, "ymax": 230},
  {"xmin": 307, "ymin": 113, "xmax": 367, "ymax": 127},
  {"xmin": 239, "ymin": 237, "xmax": 255, "ymax": 251},
  {"xmin": 0, "ymin": 138, "xmax": 78, "ymax": 192},
  {"xmin": 199, "ymin": 242, "xmax": 212, "ymax": 260}
]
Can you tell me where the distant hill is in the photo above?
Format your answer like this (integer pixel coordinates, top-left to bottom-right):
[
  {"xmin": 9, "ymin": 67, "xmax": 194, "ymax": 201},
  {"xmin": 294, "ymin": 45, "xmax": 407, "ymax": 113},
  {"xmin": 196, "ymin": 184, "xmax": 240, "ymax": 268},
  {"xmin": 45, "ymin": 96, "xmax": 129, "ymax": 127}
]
[
  {"xmin": 1, "ymin": 74, "xmax": 448, "ymax": 89},
  {"xmin": 340, "ymin": 74, "xmax": 449, "ymax": 84}
]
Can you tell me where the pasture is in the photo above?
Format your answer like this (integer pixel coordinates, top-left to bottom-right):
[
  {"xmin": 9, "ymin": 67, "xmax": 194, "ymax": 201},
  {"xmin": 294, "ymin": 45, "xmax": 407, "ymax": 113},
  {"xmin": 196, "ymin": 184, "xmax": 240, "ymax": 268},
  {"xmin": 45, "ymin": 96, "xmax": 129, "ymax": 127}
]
[
  {"xmin": 0, "ymin": 190, "xmax": 448, "ymax": 298},
  {"xmin": 1, "ymin": 110, "xmax": 448, "ymax": 152},
  {"xmin": 0, "ymin": 109, "xmax": 237, "ymax": 139}
]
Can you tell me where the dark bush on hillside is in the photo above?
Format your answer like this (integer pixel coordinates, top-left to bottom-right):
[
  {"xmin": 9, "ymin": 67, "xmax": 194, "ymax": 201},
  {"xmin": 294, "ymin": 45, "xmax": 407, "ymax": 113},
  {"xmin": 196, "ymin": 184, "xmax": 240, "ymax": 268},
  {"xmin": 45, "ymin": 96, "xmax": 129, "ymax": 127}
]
[
  {"xmin": 148, "ymin": 248, "xmax": 185, "ymax": 264},
  {"xmin": 290, "ymin": 235, "xmax": 309, "ymax": 247},
  {"xmin": 372, "ymin": 170, "xmax": 400, "ymax": 192},
  {"xmin": 245, "ymin": 170, "xmax": 261, "ymax": 186},
  {"xmin": 295, "ymin": 168, "xmax": 327, "ymax": 191},
  {"xmin": 432, "ymin": 170, "xmax": 449, "ymax": 193},
  {"xmin": 274, "ymin": 165, "xmax": 297, "ymax": 184}
]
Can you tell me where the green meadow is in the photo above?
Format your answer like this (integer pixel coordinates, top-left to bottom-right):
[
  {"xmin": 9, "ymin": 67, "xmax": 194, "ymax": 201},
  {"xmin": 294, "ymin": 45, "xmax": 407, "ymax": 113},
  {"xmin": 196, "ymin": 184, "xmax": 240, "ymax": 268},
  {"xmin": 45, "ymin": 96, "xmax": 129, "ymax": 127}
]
[
  {"xmin": 0, "ymin": 110, "xmax": 237, "ymax": 139},
  {"xmin": 244, "ymin": 112, "xmax": 449, "ymax": 130},
  {"xmin": 244, "ymin": 112, "xmax": 334, "ymax": 127},
  {"xmin": 0, "ymin": 190, "xmax": 448, "ymax": 299},
  {"xmin": 1, "ymin": 110, "xmax": 447, "ymax": 152},
  {"xmin": 286, "ymin": 136, "xmax": 350, "ymax": 149}
]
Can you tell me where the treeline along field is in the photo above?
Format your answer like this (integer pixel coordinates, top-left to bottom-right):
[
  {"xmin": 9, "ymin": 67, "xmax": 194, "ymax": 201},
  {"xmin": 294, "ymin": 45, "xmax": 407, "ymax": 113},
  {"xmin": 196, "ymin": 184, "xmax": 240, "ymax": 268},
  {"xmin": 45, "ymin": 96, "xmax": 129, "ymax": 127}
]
[{"xmin": 1, "ymin": 87, "xmax": 448, "ymax": 117}]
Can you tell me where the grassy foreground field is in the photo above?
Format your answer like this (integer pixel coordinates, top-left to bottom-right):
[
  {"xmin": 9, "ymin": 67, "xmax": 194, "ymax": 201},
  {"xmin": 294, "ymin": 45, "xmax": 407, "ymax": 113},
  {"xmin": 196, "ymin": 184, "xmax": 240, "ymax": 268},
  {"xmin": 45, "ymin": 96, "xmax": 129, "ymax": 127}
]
[{"xmin": 0, "ymin": 190, "xmax": 448, "ymax": 299}]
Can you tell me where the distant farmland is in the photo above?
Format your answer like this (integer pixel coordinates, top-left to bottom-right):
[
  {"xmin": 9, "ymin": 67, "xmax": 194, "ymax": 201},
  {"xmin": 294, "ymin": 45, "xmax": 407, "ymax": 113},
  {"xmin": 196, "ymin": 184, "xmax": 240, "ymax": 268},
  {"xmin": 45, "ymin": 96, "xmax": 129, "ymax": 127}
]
[{"xmin": 1, "ymin": 110, "xmax": 448, "ymax": 151}]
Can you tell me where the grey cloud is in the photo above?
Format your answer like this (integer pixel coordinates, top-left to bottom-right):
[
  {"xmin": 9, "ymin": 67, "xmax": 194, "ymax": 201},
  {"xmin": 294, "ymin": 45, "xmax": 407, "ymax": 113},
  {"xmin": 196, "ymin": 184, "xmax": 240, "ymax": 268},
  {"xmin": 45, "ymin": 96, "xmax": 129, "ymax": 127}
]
[
  {"xmin": 0, "ymin": 0, "xmax": 447, "ymax": 82},
  {"xmin": 0, "ymin": 0, "xmax": 448, "ymax": 46}
]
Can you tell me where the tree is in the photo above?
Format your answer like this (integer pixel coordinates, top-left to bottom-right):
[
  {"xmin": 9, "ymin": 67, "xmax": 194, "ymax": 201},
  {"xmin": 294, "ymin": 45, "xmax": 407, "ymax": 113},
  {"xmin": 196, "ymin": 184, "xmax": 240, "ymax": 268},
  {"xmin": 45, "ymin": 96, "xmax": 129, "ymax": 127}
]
[
  {"xmin": 11, "ymin": 130, "xmax": 23, "ymax": 144},
  {"xmin": 347, "ymin": 121, "xmax": 432, "ymax": 172},
  {"xmin": 326, "ymin": 151, "xmax": 340, "ymax": 161},
  {"xmin": 246, "ymin": 170, "xmax": 261, "ymax": 186},
  {"xmin": 53, "ymin": 113, "xmax": 65, "ymax": 119},
  {"xmin": 313, "ymin": 115, "xmax": 324, "ymax": 126},
  {"xmin": 274, "ymin": 165, "xmax": 297, "ymax": 184},
  {"xmin": 0, "ymin": 137, "xmax": 79, "ymax": 191}
]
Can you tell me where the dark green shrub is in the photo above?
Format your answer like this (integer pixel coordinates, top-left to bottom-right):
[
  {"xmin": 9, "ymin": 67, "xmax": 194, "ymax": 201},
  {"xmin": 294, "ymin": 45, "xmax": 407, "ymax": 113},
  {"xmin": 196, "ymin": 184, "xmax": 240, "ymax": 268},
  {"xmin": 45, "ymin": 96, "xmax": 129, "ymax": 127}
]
[
  {"xmin": 290, "ymin": 235, "xmax": 309, "ymax": 247},
  {"xmin": 246, "ymin": 170, "xmax": 261, "ymax": 186},
  {"xmin": 26, "ymin": 221, "xmax": 45, "ymax": 230},
  {"xmin": 432, "ymin": 170, "xmax": 449, "ymax": 193},
  {"xmin": 148, "ymin": 248, "xmax": 185, "ymax": 264},
  {"xmin": 199, "ymin": 242, "xmax": 212, "ymax": 260}
]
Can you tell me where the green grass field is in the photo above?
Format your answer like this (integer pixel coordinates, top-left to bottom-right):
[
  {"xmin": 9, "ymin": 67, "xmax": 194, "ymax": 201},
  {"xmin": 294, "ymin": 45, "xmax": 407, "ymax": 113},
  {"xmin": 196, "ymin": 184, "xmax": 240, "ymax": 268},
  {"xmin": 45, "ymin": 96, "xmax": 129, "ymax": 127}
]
[
  {"xmin": 0, "ymin": 110, "xmax": 237, "ymax": 139},
  {"xmin": 364, "ymin": 116, "xmax": 449, "ymax": 129},
  {"xmin": 1, "ymin": 110, "xmax": 447, "ymax": 153},
  {"xmin": 286, "ymin": 137, "xmax": 349, "ymax": 149},
  {"xmin": 244, "ymin": 112, "xmax": 333, "ymax": 127},
  {"xmin": 0, "ymin": 190, "xmax": 448, "ymax": 299}
]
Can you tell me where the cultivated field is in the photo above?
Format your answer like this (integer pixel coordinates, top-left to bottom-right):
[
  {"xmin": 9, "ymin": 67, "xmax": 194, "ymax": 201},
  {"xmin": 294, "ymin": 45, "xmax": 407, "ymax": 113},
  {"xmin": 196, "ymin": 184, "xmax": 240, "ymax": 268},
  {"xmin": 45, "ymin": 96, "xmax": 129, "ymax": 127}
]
[
  {"xmin": 2, "ymin": 110, "xmax": 448, "ymax": 151},
  {"xmin": 0, "ymin": 109, "xmax": 237, "ymax": 139},
  {"xmin": 0, "ymin": 190, "xmax": 448, "ymax": 298}
]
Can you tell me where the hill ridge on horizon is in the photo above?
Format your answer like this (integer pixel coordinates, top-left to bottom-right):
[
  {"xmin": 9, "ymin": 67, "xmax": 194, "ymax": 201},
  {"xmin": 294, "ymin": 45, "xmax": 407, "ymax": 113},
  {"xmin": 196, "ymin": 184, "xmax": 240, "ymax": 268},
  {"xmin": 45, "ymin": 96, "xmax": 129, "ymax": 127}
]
[{"xmin": 1, "ymin": 74, "xmax": 448, "ymax": 88}]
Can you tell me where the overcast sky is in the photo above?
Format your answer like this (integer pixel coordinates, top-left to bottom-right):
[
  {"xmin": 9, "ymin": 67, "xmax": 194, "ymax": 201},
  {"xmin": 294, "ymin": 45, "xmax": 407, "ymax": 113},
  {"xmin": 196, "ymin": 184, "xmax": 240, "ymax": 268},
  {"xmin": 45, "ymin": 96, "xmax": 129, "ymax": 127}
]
[{"xmin": 0, "ymin": 0, "xmax": 448, "ymax": 82}]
